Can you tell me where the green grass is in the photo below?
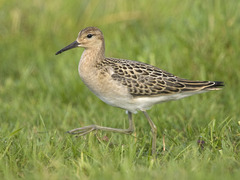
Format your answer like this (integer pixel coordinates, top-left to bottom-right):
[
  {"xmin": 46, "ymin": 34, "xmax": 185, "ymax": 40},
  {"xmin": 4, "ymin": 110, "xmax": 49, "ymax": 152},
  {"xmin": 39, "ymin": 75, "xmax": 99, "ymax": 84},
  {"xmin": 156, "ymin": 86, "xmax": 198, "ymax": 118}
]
[{"xmin": 1, "ymin": 0, "xmax": 240, "ymax": 179}]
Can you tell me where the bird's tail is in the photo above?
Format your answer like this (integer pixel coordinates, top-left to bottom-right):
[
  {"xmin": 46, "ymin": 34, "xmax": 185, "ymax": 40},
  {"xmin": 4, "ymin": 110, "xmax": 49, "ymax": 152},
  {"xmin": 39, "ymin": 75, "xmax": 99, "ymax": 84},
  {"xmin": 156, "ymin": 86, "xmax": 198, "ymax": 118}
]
[
  {"xmin": 204, "ymin": 81, "xmax": 224, "ymax": 90},
  {"xmin": 177, "ymin": 79, "xmax": 224, "ymax": 92}
]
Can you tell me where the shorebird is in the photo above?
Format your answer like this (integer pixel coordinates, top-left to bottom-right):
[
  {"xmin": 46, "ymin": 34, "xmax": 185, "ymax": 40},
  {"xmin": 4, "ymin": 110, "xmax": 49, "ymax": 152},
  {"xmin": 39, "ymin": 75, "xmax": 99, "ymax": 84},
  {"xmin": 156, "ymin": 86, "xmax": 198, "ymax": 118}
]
[{"xmin": 56, "ymin": 27, "xmax": 224, "ymax": 156}]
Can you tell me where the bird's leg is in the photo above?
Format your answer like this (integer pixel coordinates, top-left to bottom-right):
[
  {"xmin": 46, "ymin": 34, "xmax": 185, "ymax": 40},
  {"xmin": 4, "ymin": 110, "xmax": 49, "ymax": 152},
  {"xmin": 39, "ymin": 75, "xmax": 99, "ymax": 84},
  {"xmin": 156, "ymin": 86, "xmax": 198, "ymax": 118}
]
[
  {"xmin": 142, "ymin": 111, "xmax": 157, "ymax": 156},
  {"xmin": 67, "ymin": 111, "xmax": 134, "ymax": 136}
]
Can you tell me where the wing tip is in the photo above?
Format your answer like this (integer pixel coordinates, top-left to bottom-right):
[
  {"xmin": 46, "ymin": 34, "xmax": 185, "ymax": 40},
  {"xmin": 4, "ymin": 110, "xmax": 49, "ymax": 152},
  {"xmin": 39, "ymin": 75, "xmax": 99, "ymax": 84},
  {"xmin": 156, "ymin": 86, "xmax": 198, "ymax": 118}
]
[{"xmin": 207, "ymin": 81, "xmax": 224, "ymax": 90}]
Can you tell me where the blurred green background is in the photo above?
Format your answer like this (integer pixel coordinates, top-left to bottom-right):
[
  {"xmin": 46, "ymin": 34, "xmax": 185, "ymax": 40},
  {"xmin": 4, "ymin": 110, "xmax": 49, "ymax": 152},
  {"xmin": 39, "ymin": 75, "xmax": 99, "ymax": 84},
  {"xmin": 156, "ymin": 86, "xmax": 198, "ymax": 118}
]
[{"xmin": 0, "ymin": 0, "xmax": 240, "ymax": 179}]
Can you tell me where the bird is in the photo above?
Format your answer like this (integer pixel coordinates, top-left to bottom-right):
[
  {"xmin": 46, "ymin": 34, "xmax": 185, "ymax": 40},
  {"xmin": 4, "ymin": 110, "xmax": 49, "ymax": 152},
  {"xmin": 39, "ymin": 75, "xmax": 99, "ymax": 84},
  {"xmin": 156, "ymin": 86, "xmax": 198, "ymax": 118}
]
[{"xmin": 55, "ymin": 27, "xmax": 224, "ymax": 156}]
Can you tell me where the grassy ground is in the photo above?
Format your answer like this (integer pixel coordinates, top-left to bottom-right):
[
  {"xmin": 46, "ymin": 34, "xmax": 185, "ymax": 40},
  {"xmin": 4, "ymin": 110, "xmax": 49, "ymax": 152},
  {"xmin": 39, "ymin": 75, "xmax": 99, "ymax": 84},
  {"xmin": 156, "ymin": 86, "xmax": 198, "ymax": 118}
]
[{"xmin": 0, "ymin": 0, "xmax": 240, "ymax": 179}]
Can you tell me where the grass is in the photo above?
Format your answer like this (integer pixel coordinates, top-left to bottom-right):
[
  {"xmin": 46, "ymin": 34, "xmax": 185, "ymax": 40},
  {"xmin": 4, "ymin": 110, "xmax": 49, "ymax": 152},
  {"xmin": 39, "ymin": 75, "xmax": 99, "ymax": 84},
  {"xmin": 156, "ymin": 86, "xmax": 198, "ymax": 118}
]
[{"xmin": 0, "ymin": 0, "xmax": 240, "ymax": 179}]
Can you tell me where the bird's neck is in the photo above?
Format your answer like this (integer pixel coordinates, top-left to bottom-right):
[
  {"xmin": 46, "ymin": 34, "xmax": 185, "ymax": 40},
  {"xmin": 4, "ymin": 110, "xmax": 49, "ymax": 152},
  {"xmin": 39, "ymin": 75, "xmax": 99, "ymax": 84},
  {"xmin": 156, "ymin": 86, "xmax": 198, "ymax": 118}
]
[
  {"xmin": 80, "ymin": 42, "xmax": 105, "ymax": 66},
  {"xmin": 78, "ymin": 42, "xmax": 105, "ymax": 86}
]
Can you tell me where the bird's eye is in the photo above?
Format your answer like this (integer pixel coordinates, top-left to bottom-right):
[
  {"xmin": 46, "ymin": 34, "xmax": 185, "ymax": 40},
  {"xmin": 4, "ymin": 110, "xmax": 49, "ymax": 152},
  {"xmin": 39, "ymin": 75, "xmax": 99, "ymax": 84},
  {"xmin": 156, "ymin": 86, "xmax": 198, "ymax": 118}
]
[{"xmin": 87, "ymin": 34, "xmax": 93, "ymax": 38}]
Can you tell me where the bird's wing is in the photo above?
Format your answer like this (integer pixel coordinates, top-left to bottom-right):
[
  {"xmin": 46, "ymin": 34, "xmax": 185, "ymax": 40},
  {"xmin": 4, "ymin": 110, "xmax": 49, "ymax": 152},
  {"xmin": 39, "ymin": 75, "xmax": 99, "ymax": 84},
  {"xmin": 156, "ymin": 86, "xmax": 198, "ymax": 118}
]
[{"xmin": 105, "ymin": 58, "xmax": 223, "ymax": 97}]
